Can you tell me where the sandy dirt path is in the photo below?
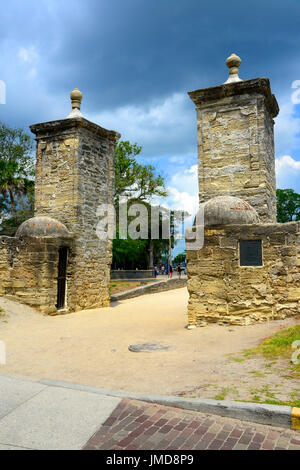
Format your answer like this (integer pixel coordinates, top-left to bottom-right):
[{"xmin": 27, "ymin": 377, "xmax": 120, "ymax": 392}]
[{"xmin": 0, "ymin": 289, "xmax": 298, "ymax": 402}]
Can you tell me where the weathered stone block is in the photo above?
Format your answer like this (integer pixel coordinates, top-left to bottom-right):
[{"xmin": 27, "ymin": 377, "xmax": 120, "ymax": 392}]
[
  {"xmin": 189, "ymin": 78, "xmax": 278, "ymax": 223},
  {"xmin": 186, "ymin": 221, "xmax": 300, "ymax": 326}
]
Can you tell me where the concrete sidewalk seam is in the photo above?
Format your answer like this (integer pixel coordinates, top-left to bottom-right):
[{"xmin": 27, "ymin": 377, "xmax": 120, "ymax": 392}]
[
  {"xmin": 39, "ymin": 378, "xmax": 295, "ymax": 430},
  {"xmin": 0, "ymin": 380, "xmax": 121, "ymax": 450},
  {"xmin": 0, "ymin": 441, "xmax": 31, "ymax": 450},
  {"xmin": 0, "ymin": 384, "xmax": 48, "ymax": 422}
]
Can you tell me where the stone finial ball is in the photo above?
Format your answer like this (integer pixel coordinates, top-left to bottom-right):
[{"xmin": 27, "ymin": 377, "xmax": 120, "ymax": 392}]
[
  {"xmin": 67, "ymin": 88, "xmax": 83, "ymax": 117},
  {"xmin": 226, "ymin": 53, "xmax": 242, "ymax": 69},
  {"xmin": 70, "ymin": 88, "xmax": 82, "ymax": 102},
  {"xmin": 70, "ymin": 88, "xmax": 82, "ymax": 111}
]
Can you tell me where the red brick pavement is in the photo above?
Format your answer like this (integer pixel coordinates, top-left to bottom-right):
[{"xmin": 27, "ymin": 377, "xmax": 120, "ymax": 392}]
[{"xmin": 82, "ymin": 398, "xmax": 300, "ymax": 450}]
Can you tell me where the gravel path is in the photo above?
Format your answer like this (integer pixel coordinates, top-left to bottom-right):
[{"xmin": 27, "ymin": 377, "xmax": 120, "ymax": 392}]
[{"xmin": 0, "ymin": 289, "xmax": 298, "ymax": 404}]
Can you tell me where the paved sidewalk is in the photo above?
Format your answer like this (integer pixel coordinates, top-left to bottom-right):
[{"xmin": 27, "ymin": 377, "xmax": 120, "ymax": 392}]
[
  {"xmin": 83, "ymin": 398, "xmax": 300, "ymax": 451},
  {"xmin": 0, "ymin": 375, "xmax": 120, "ymax": 450},
  {"xmin": 0, "ymin": 374, "xmax": 299, "ymax": 450}
]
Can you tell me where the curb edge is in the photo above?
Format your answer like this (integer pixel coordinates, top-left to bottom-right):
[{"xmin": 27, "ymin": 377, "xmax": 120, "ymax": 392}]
[{"xmin": 39, "ymin": 378, "xmax": 296, "ymax": 430}]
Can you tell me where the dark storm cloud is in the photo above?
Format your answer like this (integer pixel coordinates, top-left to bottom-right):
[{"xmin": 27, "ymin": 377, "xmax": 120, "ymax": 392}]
[
  {"xmin": 1, "ymin": 0, "xmax": 300, "ymax": 161},
  {"xmin": 38, "ymin": 0, "xmax": 300, "ymax": 108}
]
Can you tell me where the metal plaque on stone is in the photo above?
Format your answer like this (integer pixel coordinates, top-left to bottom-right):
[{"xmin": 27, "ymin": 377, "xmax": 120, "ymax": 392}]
[{"xmin": 239, "ymin": 240, "xmax": 262, "ymax": 266}]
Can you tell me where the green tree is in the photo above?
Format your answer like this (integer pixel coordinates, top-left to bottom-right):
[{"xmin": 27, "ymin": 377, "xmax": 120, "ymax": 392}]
[
  {"xmin": 112, "ymin": 200, "xmax": 172, "ymax": 270},
  {"xmin": 112, "ymin": 237, "xmax": 149, "ymax": 270},
  {"xmin": 114, "ymin": 140, "xmax": 167, "ymax": 203},
  {"xmin": 276, "ymin": 189, "xmax": 300, "ymax": 223},
  {"xmin": 173, "ymin": 252, "xmax": 186, "ymax": 264},
  {"xmin": 113, "ymin": 140, "xmax": 170, "ymax": 269},
  {"xmin": 0, "ymin": 122, "xmax": 34, "ymax": 235}
]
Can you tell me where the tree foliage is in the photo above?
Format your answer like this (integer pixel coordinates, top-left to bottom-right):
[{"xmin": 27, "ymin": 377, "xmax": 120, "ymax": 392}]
[
  {"xmin": 0, "ymin": 122, "xmax": 34, "ymax": 235},
  {"xmin": 173, "ymin": 252, "xmax": 186, "ymax": 264},
  {"xmin": 276, "ymin": 189, "xmax": 300, "ymax": 223},
  {"xmin": 112, "ymin": 200, "xmax": 173, "ymax": 270},
  {"xmin": 0, "ymin": 129, "xmax": 176, "ymax": 268},
  {"xmin": 114, "ymin": 140, "xmax": 167, "ymax": 203},
  {"xmin": 112, "ymin": 140, "xmax": 171, "ymax": 269}
]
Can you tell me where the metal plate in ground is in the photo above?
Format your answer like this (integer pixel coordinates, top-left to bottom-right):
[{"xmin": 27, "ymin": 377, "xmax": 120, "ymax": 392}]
[{"xmin": 128, "ymin": 342, "xmax": 171, "ymax": 352}]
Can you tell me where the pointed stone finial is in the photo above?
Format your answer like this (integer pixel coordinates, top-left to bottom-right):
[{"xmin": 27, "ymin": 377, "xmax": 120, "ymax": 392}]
[
  {"xmin": 224, "ymin": 53, "xmax": 242, "ymax": 84},
  {"xmin": 67, "ymin": 88, "xmax": 83, "ymax": 118}
]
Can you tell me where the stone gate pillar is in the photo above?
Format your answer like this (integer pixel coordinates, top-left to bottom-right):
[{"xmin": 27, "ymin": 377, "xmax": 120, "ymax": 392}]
[
  {"xmin": 185, "ymin": 55, "xmax": 300, "ymax": 327},
  {"xmin": 30, "ymin": 89, "xmax": 120, "ymax": 311},
  {"xmin": 188, "ymin": 54, "xmax": 279, "ymax": 222}
]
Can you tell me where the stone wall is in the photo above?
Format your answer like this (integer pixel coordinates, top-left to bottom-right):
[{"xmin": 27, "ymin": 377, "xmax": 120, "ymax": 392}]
[
  {"xmin": 186, "ymin": 222, "xmax": 300, "ymax": 326},
  {"xmin": 188, "ymin": 79, "xmax": 279, "ymax": 222},
  {"xmin": 111, "ymin": 270, "xmax": 155, "ymax": 280},
  {"xmin": 0, "ymin": 235, "xmax": 73, "ymax": 314},
  {"xmin": 30, "ymin": 117, "xmax": 120, "ymax": 312}
]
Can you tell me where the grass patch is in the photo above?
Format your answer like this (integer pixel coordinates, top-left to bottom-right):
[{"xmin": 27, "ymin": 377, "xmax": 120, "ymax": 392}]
[
  {"xmin": 229, "ymin": 357, "xmax": 246, "ymax": 362},
  {"xmin": 250, "ymin": 385, "xmax": 276, "ymax": 399},
  {"xmin": 214, "ymin": 389, "xmax": 228, "ymax": 401},
  {"xmin": 244, "ymin": 325, "xmax": 300, "ymax": 360},
  {"xmin": 247, "ymin": 385, "xmax": 300, "ymax": 407},
  {"xmin": 262, "ymin": 388, "xmax": 300, "ymax": 407},
  {"xmin": 214, "ymin": 386, "xmax": 238, "ymax": 401},
  {"xmin": 238, "ymin": 397, "xmax": 300, "ymax": 407},
  {"xmin": 109, "ymin": 281, "xmax": 147, "ymax": 295},
  {"xmin": 264, "ymin": 398, "xmax": 300, "ymax": 407},
  {"xmin": 251, "ymin": 395, "xmax": 261, "ymax": 403},
  {"xmin": 0, "ymin": 306, "xmax": 9, "ymax": 322},
  {"xmin": 265, "ymin": 362, "xmax": 275, "ymax": 368},
  {"xmin": 249, "ymin": 370, "xmax": 265, "ymax": 378},
  {"xmin": 227, "ymin": 355, "xmax": 246, "ymax": 363},
  {"xmin": 243, "ymin": 325, "xmax": 300, "ymax": 375}
]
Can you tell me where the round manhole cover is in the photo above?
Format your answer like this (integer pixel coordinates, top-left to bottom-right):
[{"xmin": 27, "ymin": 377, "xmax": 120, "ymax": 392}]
[{"xmin": 128, "ymin": 342, "xmax": 171, "ymax": 352}]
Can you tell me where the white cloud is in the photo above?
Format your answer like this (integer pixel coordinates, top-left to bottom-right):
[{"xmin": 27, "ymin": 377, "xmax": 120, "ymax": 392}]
[
  {"xmin": 165, "ymin": 186, "xmax": 198, "ymax": 220},
  {"xmin": 168, "ymin": 164, "xmax": 198, "ymax": 195},
  {"xmin": 291, "ymin": 80, "xmax": 300, "ymax": 105},
  {"xmin": 273, "ymin": 88, "xmax": 300, "ymax": 192},
  {"xmin": 275, "ymin": 96, "xmax": 300, "ymax": 155},
  {"xmin": 276, "ymin": 155, "xmax": 300, "ymax": 171},
  {"xmin": 152, "ymin": 164, "xmax": 199, "ymax": 236},
  {"xmin": 88, "ymin": 92, "xmax": 195, "ymax": 158},
  {"xmin": 18, "ymin": 46, "xmax": 38, "ymax": 63},
  {"xmin": 275, "ymin": 155, "xmax": 300, "ymax": 191}
]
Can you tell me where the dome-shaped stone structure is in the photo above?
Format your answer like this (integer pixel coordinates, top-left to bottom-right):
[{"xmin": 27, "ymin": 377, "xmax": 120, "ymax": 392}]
[
  {"xmin": 16, "ymin": 216, "xmax": 70, "ymax": 238},
  {"xmin": 193, "ymin": 196, "xmax": 260, "ymax": 226},
  {"xmin": 204, "ymin": 196, "xmax": 259, "ymax": 225}
]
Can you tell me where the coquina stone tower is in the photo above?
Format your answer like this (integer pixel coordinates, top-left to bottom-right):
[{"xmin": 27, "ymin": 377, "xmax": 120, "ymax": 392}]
[
  {"xmin": 188, "ymin": 54, "xmax": 279, "ymax": 222},
  {"xmin": 30, "ymin": 89, "xmax": 120, "ymax": 312},
  {"xmin": 185, "ymin": 55, "xmax": 300, "ymax": 327}
]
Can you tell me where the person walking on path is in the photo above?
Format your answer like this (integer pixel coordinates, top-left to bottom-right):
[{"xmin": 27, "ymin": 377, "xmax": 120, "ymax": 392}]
[
  {"xmin": 154, "ymin": 265, "xmax": 158, "ymax": 278},
  {"xmin": 177, "ymin": 265, "xmax": 182, "ymax": 278},
  {"xmin": 169, "ymin": 265, "xmax": 173, "ymax": 278}
]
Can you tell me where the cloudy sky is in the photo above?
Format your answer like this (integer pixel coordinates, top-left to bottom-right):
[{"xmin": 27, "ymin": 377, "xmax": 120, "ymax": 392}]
[{"xmin": 1, "ymin": 0, "xmax": 300, "ymax": 254}]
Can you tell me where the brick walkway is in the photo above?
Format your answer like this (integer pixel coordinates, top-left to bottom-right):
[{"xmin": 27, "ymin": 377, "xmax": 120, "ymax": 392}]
[{"xmin": 83, "ymin": 398, "xmax": 300, "ymax": 450}]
